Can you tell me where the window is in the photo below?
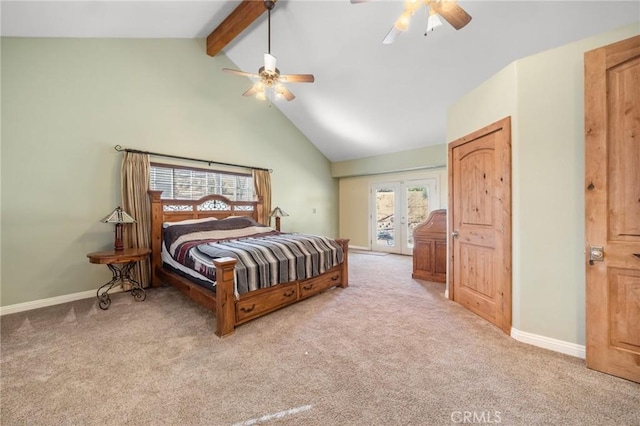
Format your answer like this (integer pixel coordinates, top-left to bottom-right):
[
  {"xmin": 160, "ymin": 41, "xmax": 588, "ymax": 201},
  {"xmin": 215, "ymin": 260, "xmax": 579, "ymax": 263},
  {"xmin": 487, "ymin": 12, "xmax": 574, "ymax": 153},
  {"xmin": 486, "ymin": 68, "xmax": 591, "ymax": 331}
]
[{"xmin": 150, "ymin": 163, "xmax": 254, "ymax": 201}]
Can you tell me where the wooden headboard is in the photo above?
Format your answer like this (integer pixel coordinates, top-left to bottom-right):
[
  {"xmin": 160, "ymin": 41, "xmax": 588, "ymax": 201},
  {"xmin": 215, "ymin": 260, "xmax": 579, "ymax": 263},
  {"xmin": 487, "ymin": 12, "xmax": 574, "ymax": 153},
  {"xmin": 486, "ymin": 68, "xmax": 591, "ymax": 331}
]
[{"xmin": 147, "ymin": 190, "xmax": 264, "ymax": 286}]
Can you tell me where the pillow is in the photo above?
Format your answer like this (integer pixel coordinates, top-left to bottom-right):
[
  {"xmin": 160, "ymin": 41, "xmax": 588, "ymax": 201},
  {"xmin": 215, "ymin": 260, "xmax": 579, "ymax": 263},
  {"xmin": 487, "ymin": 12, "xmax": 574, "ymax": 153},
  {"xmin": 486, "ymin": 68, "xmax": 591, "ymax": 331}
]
[
  {"xmin": 163, "ymin": 215, "xmax": 274, "ymax": 254},
  {"xmin": 163, "ymin": 217, "xmax": 218, "ymax": 228},
  {"xmin": 205, "ymin": 216, "xmax": 262, "ymax": 230}
]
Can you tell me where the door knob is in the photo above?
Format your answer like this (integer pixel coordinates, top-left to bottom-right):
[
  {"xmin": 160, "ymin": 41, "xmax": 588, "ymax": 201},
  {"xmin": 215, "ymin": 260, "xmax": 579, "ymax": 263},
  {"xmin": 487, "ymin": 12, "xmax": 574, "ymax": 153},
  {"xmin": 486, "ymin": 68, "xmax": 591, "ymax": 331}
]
[
  {"xmin": 589, "ymin": 246, "xmax": 604, "ymax": 261},
  {"xmin": 589, "ymin": 246, "xmax": 604, "ymax": 265},
  {"xmin": 452, "ymin": 230, "xmax": 459, "ymax": 238}
]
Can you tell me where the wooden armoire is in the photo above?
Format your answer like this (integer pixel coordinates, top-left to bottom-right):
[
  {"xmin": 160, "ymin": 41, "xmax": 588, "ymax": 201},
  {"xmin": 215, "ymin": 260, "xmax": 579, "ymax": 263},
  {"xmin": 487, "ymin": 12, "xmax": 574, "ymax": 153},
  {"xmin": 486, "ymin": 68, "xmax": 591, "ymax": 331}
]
[{"xmin": 412, "ymin": 209, "xmax": 447, "ymax": 283}]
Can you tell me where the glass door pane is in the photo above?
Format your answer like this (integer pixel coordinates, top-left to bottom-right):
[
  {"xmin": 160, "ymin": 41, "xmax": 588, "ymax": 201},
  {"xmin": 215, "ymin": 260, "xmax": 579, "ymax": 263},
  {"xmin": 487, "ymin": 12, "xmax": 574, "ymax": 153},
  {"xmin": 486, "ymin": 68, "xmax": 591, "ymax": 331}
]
[
  {"xmin": 405, "ymin": 184, "xmax": 430, "ymax": 250},
  {"xmin": 374, "ymin": 184, "xmax": 399, "ymax": 252}
]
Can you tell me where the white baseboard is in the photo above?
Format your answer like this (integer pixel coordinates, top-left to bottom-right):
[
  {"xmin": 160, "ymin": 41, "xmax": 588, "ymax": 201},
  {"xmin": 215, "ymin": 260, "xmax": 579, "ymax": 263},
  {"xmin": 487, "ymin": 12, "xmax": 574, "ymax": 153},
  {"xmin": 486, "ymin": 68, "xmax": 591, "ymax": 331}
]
[
  {"xmin": 511, "ymin": 327, "xmax": 586, "ymax": 359},
  {"xmin": 348, "ymin": 244, "xmax": 370, "ymax": 251},
  {"xmin": 0, "ymin": 287, "xmax": 124, "ymax": 316}
]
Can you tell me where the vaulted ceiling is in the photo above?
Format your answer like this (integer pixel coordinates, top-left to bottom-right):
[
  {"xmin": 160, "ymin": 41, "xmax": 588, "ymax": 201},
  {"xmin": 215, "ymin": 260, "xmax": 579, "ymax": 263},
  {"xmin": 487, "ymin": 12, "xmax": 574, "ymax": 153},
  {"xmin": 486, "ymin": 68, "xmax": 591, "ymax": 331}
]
[{"xmin": 2, "ymin": 1, "xmax": 639, "ymax": 162}]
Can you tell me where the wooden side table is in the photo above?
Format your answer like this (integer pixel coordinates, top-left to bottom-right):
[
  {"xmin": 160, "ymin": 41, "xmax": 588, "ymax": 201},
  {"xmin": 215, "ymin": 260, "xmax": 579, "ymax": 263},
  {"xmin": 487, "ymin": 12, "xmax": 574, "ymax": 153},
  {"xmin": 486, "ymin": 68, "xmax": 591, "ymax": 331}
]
[{"xmin": 87, "ymin": 248, "xmax": 151, "ymax": 310}]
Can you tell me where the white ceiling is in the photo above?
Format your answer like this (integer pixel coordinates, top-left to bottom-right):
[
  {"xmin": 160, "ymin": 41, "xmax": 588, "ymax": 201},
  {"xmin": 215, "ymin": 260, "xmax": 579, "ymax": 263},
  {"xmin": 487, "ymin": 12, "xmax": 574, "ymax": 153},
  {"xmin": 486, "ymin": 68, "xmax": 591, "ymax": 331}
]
[{"xmin": 2, "ymin": 1, "xmax": 639, "ymax": 162}]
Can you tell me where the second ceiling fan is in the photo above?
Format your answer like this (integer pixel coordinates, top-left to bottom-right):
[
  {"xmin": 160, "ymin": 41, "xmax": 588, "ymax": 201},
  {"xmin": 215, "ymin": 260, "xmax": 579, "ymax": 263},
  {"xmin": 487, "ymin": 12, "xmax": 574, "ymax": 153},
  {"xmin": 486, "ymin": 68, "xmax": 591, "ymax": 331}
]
[
  {"xmin": 222, "ymin": 0, "xmax": 314, "ymax": 102},
  {"xmin": 353, "ymin": 0, "xmax": 472, "ymax": 44}
]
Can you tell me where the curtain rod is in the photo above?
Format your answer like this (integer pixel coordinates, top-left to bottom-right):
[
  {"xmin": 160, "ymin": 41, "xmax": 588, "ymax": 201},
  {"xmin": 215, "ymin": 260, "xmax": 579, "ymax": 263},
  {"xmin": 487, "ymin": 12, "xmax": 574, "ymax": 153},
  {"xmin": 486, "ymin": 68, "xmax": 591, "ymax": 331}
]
[{"xmin": 114, "ymin": 145, "xmax": 272, "ymax": 173}]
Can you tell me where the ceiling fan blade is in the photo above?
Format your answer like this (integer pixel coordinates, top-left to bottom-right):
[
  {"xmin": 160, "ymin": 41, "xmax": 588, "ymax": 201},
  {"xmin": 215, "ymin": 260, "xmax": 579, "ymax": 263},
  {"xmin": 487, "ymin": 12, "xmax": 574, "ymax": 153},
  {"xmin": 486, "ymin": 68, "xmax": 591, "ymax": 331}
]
[
  {"xmin": 383, "ymin": 25, "xmax": 403, "ymax": 45},
  {"xmin": 429, "ymin": 1, "xmax": 471, "ymax": 30},
  {"xmin": 264, "ymin": 53, "xmax": 277, "ymax": 73},
  {"xmin": 242, "ymin": 85, "xmax": 261, "ymax": 97},
  {"xmin": 382, "ymin": 8, "xmax": 412, "ymax": 45},
  {"xmin": 280, "ymin": 74, "xmax": 315, "ymax": 83},
  {"xmin": 278, "ymin": 86, "xmax": 296, "ymax": 101},
  {"xmin": 222, "ymin": 68, "xmax": 259, "ymax": 78}
]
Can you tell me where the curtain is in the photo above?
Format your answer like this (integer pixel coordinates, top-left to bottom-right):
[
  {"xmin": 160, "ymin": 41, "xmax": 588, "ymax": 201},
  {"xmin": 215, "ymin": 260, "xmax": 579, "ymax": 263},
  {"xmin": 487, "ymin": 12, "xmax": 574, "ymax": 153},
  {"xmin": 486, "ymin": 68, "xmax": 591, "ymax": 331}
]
[
  {"xmin": 121, "ymin": 152, "xmax": 151, "ymax": 289},
  {"xmin": 253, "ymin": 169, "xmax": 271, "ymax": 226}
]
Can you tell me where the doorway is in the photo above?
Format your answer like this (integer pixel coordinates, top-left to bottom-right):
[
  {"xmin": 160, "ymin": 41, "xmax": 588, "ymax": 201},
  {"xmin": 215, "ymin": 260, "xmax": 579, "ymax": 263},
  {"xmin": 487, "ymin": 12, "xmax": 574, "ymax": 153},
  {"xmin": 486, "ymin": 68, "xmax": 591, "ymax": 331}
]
[{"xmin": 370, "ymin": 179, "xmax": 438, "ymax": 255}]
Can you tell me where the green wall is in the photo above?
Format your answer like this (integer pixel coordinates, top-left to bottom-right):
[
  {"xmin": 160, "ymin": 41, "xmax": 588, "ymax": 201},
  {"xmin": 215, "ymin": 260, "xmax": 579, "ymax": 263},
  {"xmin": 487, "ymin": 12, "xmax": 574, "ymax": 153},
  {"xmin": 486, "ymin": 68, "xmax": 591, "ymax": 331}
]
[
  {"xmin": 447, "ymin": 23, "xmax": 640, "ymax": 346},
  {"xmin": 1, "ymin": 38, "xmax": 337, "ymax": 307},
  {"xmin": 332, "ymin": 144, "xmax": 446, "ymax": 178}
]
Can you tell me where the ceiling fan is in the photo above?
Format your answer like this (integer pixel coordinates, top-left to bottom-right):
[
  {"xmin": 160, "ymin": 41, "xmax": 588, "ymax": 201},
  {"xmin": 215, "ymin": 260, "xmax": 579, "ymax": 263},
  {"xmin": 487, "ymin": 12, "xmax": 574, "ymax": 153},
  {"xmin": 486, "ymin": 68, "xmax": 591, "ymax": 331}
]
[
  {"xmin": 222, "ymin": 0, "xmax": 314, "ymax": 102},
  {"xmin": 353, "ymin": 0, "xmax": 472, "ymax": 44}
]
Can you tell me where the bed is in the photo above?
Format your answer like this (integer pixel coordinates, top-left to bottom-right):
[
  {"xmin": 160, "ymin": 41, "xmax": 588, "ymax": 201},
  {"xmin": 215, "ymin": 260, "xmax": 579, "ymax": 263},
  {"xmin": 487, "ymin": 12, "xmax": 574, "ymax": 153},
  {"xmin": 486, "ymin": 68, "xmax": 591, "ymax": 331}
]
[{"xmin": 148, "ymin": 190, "xmax": 349, "ymax": 337}]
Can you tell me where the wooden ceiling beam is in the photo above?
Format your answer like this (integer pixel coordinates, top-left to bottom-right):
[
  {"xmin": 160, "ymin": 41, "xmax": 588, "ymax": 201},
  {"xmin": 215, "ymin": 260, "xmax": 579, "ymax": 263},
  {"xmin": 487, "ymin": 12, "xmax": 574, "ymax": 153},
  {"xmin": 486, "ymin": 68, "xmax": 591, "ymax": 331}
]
[{"xmin": 206, "ymin": 0, "xmax": 275, "ymax": 57}]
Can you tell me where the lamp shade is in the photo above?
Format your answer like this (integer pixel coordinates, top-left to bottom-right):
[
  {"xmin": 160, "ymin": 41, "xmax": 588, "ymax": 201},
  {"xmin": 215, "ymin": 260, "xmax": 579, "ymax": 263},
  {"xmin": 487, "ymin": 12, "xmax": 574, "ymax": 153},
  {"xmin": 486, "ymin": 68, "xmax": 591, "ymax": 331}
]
[
  {"xmin": 269, "ymin": 207, "xmax": 289, "ymax": 218},
  {"xmin": 101, "ymin": 206, "xmax": 136, "ymax": 224},
  {"xmin": 426, "ymin": 10, "xmax": 443, "ymax": 32},
  {"xmin": 269, "ymin": 207, "xmax": 288, "ymax": 232},
  {"xmin": 101, "ymin": 207, "xmax": 136, "ymax": 251}
]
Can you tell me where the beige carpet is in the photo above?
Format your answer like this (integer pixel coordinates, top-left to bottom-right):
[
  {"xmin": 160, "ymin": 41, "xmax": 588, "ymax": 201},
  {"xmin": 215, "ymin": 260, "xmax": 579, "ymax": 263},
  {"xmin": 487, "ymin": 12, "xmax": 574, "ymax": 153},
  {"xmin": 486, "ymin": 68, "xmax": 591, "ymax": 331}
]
[{"xmin": 1, "ymin": 253, "xmax": 638, "ymax": 425}]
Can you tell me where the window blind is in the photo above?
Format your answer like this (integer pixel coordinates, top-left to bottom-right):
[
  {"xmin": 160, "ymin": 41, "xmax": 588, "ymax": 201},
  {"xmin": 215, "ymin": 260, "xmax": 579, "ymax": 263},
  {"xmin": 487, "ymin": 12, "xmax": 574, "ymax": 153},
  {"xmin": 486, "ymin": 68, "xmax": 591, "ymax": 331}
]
[{"xmin": 150, "ymin": 163, "xmax": 254, "ymax": 201}]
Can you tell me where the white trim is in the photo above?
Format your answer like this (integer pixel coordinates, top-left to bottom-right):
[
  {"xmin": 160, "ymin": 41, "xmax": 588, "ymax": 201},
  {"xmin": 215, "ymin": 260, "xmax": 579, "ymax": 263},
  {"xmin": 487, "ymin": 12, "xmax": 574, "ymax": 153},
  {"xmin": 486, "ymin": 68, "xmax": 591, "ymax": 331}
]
[
  {"xmin": 0, "ymin": 287, "xmax": 123, "ymax": 316},
  {"xmin": 348, "ymin": 244, "xmax": 370, "ymax": 251},
  {"xmin": 511, "ymin": 327, "xmax": 586, "ymax": 359}
]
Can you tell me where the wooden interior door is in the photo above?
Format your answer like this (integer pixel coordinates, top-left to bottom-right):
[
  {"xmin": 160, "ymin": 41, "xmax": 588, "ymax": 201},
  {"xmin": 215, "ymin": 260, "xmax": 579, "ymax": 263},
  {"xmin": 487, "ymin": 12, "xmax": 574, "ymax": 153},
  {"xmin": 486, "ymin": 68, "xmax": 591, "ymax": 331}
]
[
  {"xmin": 448, "ymin": 117, "xmax": 512, "ymax": 334},
  {"xmin": 585, "ymin": 35, "xmax": 640, "ymax": 383}
]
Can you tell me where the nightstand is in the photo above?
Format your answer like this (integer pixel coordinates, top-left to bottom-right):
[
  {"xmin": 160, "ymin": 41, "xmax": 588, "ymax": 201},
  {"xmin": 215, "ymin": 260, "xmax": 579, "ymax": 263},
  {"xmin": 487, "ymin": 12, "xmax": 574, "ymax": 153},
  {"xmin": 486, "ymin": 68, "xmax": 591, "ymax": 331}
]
[{"xmin": 87, "ymin": 248, "xmax": 151, "ymax": 310}]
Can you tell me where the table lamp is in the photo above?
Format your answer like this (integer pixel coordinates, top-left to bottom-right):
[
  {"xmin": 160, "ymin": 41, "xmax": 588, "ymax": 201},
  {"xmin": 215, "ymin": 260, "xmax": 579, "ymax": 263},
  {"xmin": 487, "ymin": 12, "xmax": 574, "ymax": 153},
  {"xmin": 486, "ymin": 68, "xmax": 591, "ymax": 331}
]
[
  {"xmin": 101, "ymin": 206, "xmax": 136, "ymax": 251},
  {"xmin": 269, "ymin": 207, "xmax": 289, "ymax": 232}
]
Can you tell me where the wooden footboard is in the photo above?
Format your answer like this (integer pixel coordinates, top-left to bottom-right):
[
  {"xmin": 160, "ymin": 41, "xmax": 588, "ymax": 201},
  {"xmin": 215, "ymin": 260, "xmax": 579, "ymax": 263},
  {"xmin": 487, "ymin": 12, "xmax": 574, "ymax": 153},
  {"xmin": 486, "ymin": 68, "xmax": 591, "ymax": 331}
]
[
  {"xmin": 148, "ymin": 190, "xmax": 349, "ymax": 337},
  {"xmin": 213, "ymin": 238, "xmax": 349, "ymax": 337},
  {"xmin": 152, "ymin": 238, "xmax": 348, "ymax": 337}
]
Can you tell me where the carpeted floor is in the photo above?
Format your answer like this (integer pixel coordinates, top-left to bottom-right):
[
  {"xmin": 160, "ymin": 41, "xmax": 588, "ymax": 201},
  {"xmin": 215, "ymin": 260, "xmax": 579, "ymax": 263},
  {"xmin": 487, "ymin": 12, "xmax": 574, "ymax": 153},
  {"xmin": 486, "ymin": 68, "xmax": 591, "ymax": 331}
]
[
  {"xmin": 349, "ymin": 250, "xmax": 389, "ymax": 256},
  {"xmin": 1, "ymin": 253, "xmax": 639, "ymax": 425}
]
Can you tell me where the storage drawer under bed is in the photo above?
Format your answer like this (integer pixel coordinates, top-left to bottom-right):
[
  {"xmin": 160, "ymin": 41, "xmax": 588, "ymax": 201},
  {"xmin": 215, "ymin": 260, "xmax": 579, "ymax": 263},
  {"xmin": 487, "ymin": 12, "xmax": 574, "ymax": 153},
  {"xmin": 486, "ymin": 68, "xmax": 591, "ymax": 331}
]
[
  {"xmin": 235, "ymin": 282, "xmax": 298, "ymax": 323},
  {"xmin": 299, "ymin": 266, "xmax": 342, "ymax": 299}
]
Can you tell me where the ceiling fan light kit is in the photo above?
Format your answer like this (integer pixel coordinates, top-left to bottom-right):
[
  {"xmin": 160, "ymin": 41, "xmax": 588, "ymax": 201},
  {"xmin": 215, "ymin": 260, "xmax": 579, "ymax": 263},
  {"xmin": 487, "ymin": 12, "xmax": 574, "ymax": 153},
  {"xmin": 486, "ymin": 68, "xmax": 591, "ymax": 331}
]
[
  {"xmin": 404, "ymin": 0, "xmax": 422, "ymax": 14},
  {"xmin": 354, "ymin": 0, "xmax": 471, "ymax": 44},
  {"xmin": 394, "ymin": 11, "xmax": 412, "ymax": 32},
  {"xmin": 221, "ymin": 0, "xmax": 314, "ymax": 102},
  {"xmin": 426, "ymin": 9, "xmax": 443, "ymax": 34}
]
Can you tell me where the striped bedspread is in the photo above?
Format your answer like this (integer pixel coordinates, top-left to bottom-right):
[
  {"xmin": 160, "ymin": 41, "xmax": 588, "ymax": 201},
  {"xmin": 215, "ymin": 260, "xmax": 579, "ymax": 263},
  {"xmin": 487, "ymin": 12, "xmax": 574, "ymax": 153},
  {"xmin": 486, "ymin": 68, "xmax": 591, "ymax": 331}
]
[{"xmin": 164, "ymin": 219, "xmax": 343, "ymax": 295}]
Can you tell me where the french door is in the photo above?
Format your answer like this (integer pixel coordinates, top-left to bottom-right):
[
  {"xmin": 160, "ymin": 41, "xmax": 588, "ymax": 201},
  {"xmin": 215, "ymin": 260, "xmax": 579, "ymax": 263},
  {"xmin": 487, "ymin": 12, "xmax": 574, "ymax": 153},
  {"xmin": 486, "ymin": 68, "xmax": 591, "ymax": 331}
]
[{"xmin": 371, "ymin": 179, "xmax": 438, "ymax": 255}]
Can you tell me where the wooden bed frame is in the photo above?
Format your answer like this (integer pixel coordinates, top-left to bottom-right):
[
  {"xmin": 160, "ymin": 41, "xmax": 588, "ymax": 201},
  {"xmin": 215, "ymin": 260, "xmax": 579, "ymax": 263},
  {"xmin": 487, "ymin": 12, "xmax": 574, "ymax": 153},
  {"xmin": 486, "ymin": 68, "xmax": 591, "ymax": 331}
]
[{"xmin": 148, "ymin": 190, "xmax": 349, "ymax": 337}]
